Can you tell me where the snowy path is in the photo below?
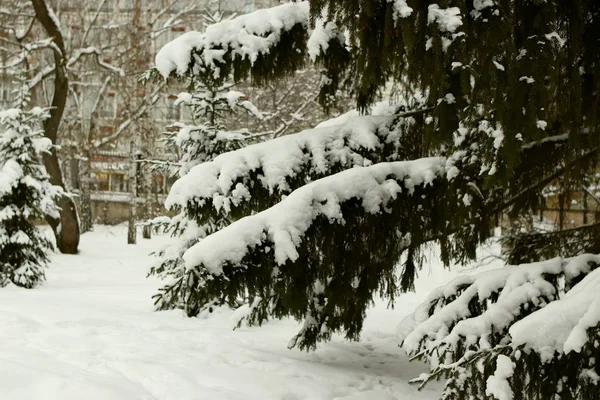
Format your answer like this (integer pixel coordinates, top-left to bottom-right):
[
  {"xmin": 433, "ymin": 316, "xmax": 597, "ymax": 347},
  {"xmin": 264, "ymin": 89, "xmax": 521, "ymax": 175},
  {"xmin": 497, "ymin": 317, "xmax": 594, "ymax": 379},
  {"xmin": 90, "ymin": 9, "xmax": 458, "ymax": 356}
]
[{"xmin": 0, "ymin": 225, "xmax": 487, "ymax": 400}]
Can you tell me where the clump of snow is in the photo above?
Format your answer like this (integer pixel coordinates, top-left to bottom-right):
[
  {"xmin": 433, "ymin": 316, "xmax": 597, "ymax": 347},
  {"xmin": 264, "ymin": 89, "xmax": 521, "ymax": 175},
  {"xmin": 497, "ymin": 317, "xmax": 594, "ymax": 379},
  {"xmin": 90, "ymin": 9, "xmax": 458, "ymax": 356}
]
[
  {"xmin": 388, "ymin": 0, "xmax": 414, "ymax": 20},
  {"xmin": 182, "ymin": 157, "xmax": 445, "ymax": 275},
  {"xmin": 0, "ymin": 160, "xmax": 24, "ymax": 195},
  {"xmin": 451, "ymin": 62, "xmax": 463, "ymax": 70},
  {"xmin": 519, "ymin": 76, "xmax": 535, "ymax": 84},
  {"xmin": 473, "ymin": 0, "xmax": 496, "ymax": 11},
  {"xmin": 0, "ymin": 108, "xmax": 20, "ymax": 119},
  {"xmin": 536, "ymin": 120, "xmax": 547, "ymax": 130},
  {"xmin": 545, "ymin": 32, "xmax": 566, "ymax": 47},
  {"xmin": 444, "ymin": 93, "xmax": 456, "ymax": 104},
  {"xmin": 493, "ymin": 61, "xmax": 505, "ymax": 71},
  {"xmin": 446, "ymin": 166, "xmax": 460, "ymax": 181},
  {"xmin": 427, "ymin": 5, "xmax": 463, "ymax": 33},
  {"xmin": 485, "ymin": 355, "xmax": 515, "ymax": 400},
  {"xmin": 307, "ymin": 19, "xmax": 341, "ymax": 61}
]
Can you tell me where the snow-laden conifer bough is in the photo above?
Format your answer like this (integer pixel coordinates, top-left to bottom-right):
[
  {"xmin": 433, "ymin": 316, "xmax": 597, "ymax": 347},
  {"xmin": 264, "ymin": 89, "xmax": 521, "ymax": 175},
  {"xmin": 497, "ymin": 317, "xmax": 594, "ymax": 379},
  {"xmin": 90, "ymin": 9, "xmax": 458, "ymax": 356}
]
[{"xmin": 398, "ymin": 254, "xmax": 600, "ymax": 400}]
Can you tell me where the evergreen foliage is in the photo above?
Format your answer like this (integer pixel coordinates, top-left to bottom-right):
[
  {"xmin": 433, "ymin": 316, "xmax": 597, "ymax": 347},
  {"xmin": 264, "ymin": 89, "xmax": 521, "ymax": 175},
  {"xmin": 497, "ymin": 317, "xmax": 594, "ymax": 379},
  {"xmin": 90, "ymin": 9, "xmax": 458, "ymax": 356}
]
[
  {"xmin": 149, "ymin": 11, "xmax": 264, "ymax": 315},
  {"xmin": 150, "ymin": 1, "xmax": 600, "ymax": 397},
  {"xmin": 399, "ymin": 254, "xmax": 600, "ymax": 399},
  {"xmin": 0, "ymin": 107, "xmax": 62, "ymax": 288},
  {"xmin": 177, "ymin": 156, "xmax": 489, "ymax": 350}
]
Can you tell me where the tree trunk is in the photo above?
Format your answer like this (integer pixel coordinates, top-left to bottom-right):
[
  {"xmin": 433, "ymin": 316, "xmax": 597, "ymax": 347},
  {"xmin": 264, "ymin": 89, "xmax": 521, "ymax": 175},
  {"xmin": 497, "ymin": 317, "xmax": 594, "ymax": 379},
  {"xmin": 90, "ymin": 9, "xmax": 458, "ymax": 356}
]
[
  {"xmin": 79, "ymin": 155, "xmax": 93, "ymax": 233},
  {"xmin": 128, "ymin": 140, "xmax": 138, "ymax": 244},
  {"xmin": 31, "ymin": 0, "xmax": 80, "ymax": 254},
  {"xmin": 142, "ymin": 159, "xmax": 153, "ymax": 239}
]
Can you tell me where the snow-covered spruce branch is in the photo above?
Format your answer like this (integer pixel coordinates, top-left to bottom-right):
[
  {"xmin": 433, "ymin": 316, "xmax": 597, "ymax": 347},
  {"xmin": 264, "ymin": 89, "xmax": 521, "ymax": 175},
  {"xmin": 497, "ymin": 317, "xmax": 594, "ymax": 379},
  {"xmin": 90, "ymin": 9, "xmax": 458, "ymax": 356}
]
[
  {"xmin": 154, "ymin": 2, "xmax": 311, "ymax": 78},
  {"xmin": 166, "ymin": 108, "xmax": 416, "ymax": 221},
  {"xmin": 174, "ymin": 156, "xmax": 484, "ymax": 349},
  {"xmin": 152, "ymin": 1, "xmax": 348, "ymax": 107},
  {"xmin": 397, "ymin": 254, "xmax": 600, "ymax": 400},
  {"xmin": 182, "ymin": 157, "xmax": 442, "ymax": 272}
]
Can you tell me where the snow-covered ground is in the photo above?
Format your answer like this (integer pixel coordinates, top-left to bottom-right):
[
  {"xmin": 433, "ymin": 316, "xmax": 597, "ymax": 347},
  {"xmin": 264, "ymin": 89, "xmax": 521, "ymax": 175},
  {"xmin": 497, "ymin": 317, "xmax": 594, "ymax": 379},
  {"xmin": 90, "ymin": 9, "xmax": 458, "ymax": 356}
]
[{"xmin": 0, "ymin": 225, "xmax": 501, "ymax": 400}]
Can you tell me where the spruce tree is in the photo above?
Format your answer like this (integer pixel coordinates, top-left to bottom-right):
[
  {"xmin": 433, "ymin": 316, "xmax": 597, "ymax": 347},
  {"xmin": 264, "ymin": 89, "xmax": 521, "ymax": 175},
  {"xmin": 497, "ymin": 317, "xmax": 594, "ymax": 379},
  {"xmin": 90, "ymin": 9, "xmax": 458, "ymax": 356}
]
[
  {"xmin": 149, "ymin": 85, "xmax": 262, "ymax": 315},
  {"xmin": 0, "ymin": 107, "xmax": 62, "ymax": 288},
  {"xmin": 148, "ymin": 11, "xmax": 263, "ymax": 314},
  {"xmin": 149, "ymin": 2, "xmax": 600, "ymax": 397}
]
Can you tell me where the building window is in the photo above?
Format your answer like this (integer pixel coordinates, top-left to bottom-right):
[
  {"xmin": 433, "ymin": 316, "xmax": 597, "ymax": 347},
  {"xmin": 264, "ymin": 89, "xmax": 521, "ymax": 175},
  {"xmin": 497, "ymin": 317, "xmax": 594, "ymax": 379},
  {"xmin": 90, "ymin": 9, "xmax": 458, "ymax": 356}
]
[
  {"xmin": 0, "ymin": 81, "xmax": 11, "ymax": 105},
  {"xmin": 93, "ymin": 172, "xmax": 129, "ymax": 192},
  {"xmin": 164, "ymin": 96, "xmax": 180, "ymax": 121},
  {"xmin": 110, "ymin": 173, "xmax": 128, "ymax": 192},
  {"xmin": 100, "ymin": 94, "xmax": 117, "ymax": 118},
  {"xmin": 95, "ymin": 172, "xmax": 110, "ymax": 191}
]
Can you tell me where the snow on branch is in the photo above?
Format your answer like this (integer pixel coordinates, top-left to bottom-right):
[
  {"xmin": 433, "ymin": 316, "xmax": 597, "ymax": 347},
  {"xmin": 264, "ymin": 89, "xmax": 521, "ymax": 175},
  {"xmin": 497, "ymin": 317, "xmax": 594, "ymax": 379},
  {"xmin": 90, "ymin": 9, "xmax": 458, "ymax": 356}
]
[
  {"xmin": 398, "ymin": 254, "xmax": 600, "ymax": 398},
  {"xmin": 183, "ymin": 157, "xmax": 444, "ymax": 274},
  {"xmin": 170, "ymin": 152, "xmax": 483, "ymax": 350},
  {"xmin": 166, "ymin": 108, "xmax": 413, "ymax": 220},
  {"xmin": 153, "ymin": 1, "xmax": 347, "ymax": 90},
  {"xmin": 155, "ymin": 2, "xmax": 310, "ymax": 78},
  {"xmin": 67, "ymin": 47, "xmax": 125, "ymax": 76},
  {"xmin": 510, "ymin": 260, "xmax": 600, "ymax": 358}
]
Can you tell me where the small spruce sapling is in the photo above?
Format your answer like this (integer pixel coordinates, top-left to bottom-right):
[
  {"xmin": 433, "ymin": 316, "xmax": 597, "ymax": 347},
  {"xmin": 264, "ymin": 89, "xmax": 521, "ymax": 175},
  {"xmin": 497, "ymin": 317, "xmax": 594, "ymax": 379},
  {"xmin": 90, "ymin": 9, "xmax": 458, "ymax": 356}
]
[
  {"xmin": 0, "ymin": 107, "xmax": 62, "ymax": 288},
  {"xmin": 149, "ymin": 38, "xmax": 263, "ymax": 314}
]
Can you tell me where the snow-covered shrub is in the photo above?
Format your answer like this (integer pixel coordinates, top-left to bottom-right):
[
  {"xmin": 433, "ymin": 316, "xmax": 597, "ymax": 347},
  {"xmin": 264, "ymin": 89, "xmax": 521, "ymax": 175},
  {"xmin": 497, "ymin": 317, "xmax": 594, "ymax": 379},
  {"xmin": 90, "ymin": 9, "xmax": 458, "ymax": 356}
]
[
  {"xmin": 0, "ymin": 108, "xmax": 62, "ymax": 288},
  {"xmin": 398, "ymin": 254, "xmax": 600, "ymax": 400}
]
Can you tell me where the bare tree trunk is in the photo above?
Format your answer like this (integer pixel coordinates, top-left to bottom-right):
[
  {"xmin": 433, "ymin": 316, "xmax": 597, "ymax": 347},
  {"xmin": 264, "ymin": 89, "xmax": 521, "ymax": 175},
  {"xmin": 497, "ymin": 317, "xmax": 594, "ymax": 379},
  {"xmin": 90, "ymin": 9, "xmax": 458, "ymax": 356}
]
[
  {"xmin": 79, "ymin": 154, "xmax": 93, "ymax": 233},
  {"xmin": 31, "ymin": 0, "xmax": 80, "ymax": 254},
  {"xmin": 142, "ymin": 164, "xmax": 153, "ymax": 239},
  {"xmin": 128, "ymin": 140, "xmax": 138, "ymax": 244}
]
